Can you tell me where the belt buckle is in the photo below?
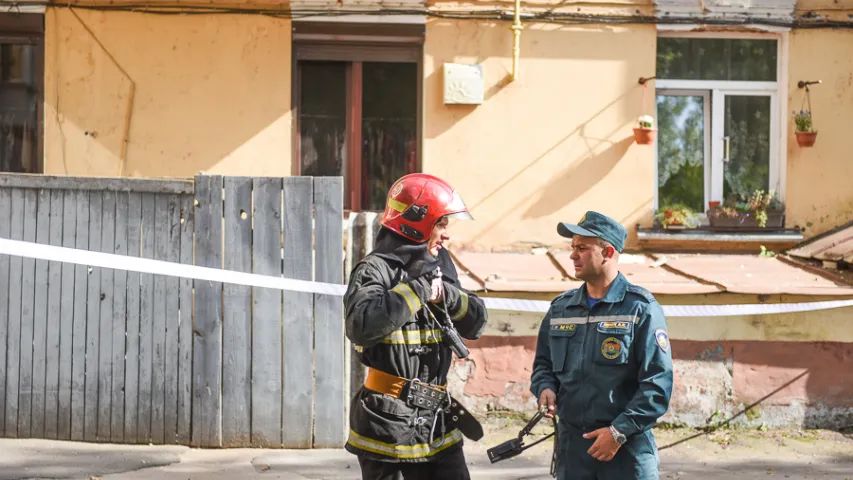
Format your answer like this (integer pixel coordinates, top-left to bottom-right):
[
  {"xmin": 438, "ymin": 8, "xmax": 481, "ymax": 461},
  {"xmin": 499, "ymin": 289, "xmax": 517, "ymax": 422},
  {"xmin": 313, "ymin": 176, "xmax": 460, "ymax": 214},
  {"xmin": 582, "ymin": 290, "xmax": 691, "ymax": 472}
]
[{"xmin": 405, "ymin": 378, "xmax": 446, "ymax": 411}]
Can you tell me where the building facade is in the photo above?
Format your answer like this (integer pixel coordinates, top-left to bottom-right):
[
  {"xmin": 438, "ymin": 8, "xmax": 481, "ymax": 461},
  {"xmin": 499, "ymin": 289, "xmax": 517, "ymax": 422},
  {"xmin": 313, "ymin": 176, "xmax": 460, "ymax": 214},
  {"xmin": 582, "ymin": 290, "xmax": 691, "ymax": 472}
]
[
  {"xmin": 2, "ymin": 1, "xmax": 851, "ymax": 251},
  {"xmin": 3, "ymin": 0, "xmax": 853, "ymax": 430}
]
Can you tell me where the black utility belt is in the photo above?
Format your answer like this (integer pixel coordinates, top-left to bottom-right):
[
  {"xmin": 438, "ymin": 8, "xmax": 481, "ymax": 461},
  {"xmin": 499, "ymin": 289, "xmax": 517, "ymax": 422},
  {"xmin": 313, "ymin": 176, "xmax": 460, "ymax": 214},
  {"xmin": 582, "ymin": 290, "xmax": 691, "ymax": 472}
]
[
  {"xmin": 405, "ymin": 379, "xmax": 484, "ymax": 442},
  {"xmin": 404, "ymin": 379, "xmax": 447, "ymax": 412}
]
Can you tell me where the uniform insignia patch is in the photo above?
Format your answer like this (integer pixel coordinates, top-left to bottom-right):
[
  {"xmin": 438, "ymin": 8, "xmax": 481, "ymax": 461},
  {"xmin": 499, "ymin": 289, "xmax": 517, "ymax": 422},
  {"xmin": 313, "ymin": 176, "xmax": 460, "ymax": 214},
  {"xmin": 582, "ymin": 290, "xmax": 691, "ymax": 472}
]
[
  {"xmin": 599, "ymin": 321, "xmax": 629, "ymax": 330},
  {"xmin": 655, "ymin": 329, "xmax": 670, "ymax": 353},
  {"xmin": 552, "ymin": 324, "xmax": 577, "ymax": 332},
  {"xmin": 601, "ymin": 337, "xmax": 622, "ymax": 359},
  {"xmin": 391, "ymin": 183, "xmax": 403, "ymax": 197},
  {"xmin": 579, "ymin": 213, "xmax": 587, "ymax": 224}
]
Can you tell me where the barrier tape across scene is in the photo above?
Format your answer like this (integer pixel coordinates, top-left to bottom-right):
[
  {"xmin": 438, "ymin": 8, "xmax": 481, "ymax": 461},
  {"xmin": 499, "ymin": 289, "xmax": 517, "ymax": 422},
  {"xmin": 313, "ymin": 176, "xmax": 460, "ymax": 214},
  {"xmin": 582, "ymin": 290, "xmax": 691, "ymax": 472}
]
[{"xmin": 1, "ymin": 238, "xmax": 852, "ymax": 317}]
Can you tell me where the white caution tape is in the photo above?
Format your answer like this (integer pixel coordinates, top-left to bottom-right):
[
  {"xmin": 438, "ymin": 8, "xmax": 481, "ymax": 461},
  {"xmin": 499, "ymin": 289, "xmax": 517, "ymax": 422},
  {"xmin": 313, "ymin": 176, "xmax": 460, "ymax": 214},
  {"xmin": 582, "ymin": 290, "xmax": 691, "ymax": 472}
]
[{"xmin": 1, "ymin": 238, "xmax": 852, "ymax": 317}]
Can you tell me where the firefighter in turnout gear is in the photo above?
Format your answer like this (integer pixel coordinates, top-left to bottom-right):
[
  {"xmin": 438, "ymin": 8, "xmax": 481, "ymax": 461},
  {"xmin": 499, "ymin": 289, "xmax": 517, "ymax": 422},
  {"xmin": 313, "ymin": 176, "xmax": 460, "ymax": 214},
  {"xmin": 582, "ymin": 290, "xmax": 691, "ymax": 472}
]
[{"xmin": 344, "ymin": 173, "xmax": 489, "ymax": 480}]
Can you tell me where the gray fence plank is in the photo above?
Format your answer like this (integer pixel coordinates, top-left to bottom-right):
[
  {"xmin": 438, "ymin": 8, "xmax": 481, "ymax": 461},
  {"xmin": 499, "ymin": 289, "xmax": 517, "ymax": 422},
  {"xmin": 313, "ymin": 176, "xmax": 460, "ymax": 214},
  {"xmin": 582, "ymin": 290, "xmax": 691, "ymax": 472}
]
[
  {"xmin": 84, "ymin": 191, "xmax": 103, "ymax": 441},
  {"xmin": 313, "ymin": 177, "xmax": 345, "ymax": 448},
  {"xmin": 123, "ymin": 192, "xmax": 142, "ymax": 443},
  {"xmin": 282, "ymin": 177, "xmax": 314, "ymax": 448},
  {"xmin": 164, "ymin": 195, "xmax": 181, "ymax": 444},
  {"xmin": 223, "ymin": 177, "xmax": 252, "ymax": 447},
  {"xmin": 4, "ymin": 189, "xmax": 25, "ymax": 438},
  {"xmin": 0, "ymin": 188, "xmax": 13, "ymax": 436},
  {"xmin": 0, "ymin": 174, "xmax": 194, "ymax": 194},
  {"xmin": 110, "ymin": 192, "xmax": 129, "ymax": 443},
  {"xmin": 70, "ymin": 190, "xmax": 90, "ymax": 441},
  {"xmin": 192, "ymin": 175, "xmax": 223, "ymax": 448},
  {"xmin": 177, "ymin": 194, "xmax": 193, "ymax": 445},
  {"xmin": 251, "ymin": 177, "xmax": 283, "ymax": 448},
  {"xmin": 30, "ymin": 189, "xmax": 50, "ymax": 439},
  {"xmin": 137, "ymin": 193, "xmax": 156, "ymax": 444},
  {"xmin": 5, "ymin": 189, "xmax": 24, "ymax": 438},
  {"xmin": 97, "ymin": 192, "xmax": 116, "ymax": 441},
  {"xmin": 44, "ymin": 189, "xmax": 64, "ymax": 439},
  {"xmin": 57, "ymin": 190, "xmax": 77, "ymax": 441},
  {"xmin": 18, "ymin": 188, "xmax": 38, "ymax": 438},
  {"xmin": 348, "ymin": 214, "xmax": 379, "ymax": 400},
  {"xmin": 150, "ymin": 195, "xmax": 170, "ymax": 444}
]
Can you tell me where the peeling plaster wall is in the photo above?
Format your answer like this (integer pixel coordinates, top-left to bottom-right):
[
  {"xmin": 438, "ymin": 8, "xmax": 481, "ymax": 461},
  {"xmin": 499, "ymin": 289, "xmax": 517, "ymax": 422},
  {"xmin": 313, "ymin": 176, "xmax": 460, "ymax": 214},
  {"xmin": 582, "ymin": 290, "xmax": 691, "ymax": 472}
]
[
  {"xmin": 451, "ymin": 303, "xmax": 853, "ymax": 429},
  {"xmin": 786, "ymin": 28, "xmax": 853, "ymax": 237},
  {"xmin": 44, "ymin": 9, "xmax": 293, "ymax": 178}
]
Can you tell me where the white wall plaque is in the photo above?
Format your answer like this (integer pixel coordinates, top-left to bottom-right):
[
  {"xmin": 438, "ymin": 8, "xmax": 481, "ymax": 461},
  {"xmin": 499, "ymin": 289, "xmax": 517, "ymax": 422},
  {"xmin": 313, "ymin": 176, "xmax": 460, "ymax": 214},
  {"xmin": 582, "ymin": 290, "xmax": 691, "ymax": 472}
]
[{"xmin": 443, "ymin": 63, "xmax": 485, "ymax": 105}]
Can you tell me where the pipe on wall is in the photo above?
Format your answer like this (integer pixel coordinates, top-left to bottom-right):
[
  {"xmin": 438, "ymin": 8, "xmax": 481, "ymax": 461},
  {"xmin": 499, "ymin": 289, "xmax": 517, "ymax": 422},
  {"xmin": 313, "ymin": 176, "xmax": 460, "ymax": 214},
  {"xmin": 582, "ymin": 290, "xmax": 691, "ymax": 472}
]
[{"xmin": 511, "ymin": 0, "xmax": 523, "ymax": 81}]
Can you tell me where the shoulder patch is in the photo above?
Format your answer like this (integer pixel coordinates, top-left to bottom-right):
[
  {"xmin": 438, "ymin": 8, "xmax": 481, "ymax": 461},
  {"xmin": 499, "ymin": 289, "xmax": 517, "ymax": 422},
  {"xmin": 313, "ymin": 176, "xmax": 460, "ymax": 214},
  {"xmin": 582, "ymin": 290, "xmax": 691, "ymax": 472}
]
[
  {"xmin": 654, "ymin": 329, "xmax": 670, "ymax": 353},
  {"xmin": 626, "ymin": 284, "xmax": 656, "ymax": 303},
  {"xmin": 551, "ymin": 288, "xmax": 579, "ymax": 305}
]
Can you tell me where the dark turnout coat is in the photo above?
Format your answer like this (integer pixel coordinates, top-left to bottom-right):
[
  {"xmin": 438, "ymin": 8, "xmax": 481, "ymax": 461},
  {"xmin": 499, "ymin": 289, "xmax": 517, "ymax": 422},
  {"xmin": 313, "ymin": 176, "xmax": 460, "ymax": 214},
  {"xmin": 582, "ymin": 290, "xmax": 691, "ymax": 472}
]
[{"xmin": 343, "ymin": 229, "xmax": 488, "ymax": 463}]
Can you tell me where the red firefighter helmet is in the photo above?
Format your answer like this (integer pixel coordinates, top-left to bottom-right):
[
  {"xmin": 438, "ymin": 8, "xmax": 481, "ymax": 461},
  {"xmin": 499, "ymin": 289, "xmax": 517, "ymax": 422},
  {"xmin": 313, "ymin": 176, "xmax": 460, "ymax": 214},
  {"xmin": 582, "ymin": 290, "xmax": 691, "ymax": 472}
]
[{"xmin": 379, "ymin": 173, "xmax": 473, "ymax": 243}]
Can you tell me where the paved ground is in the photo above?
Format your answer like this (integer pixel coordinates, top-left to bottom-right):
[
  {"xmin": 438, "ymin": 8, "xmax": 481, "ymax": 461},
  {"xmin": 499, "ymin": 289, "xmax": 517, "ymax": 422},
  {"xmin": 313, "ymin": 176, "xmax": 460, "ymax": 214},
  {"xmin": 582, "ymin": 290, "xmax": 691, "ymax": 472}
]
[{"xmin": 1, "ymin": 427, "xmax": 851, "ymax": 480}]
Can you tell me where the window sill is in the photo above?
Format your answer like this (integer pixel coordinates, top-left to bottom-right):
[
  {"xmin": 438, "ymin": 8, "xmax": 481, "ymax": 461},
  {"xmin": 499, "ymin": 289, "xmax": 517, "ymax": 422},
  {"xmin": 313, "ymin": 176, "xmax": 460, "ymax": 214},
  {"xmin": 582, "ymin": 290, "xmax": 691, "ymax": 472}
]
[{"xmin": 636, "ymin": 226, "xmax": 804, "ymax": 253}]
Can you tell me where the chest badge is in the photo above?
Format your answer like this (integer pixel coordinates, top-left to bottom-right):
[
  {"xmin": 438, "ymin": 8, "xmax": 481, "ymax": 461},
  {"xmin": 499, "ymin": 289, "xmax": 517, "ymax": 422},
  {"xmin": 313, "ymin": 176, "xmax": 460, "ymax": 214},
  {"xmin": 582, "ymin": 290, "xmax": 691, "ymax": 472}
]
[
  {"xmin": 601, "ymin": 337, "xmax": 622, "ymax": 359},
  {"xmin": 655, "ymin": 329, "xmax": 670, "ymax": 353},
  {"xmin": 552, "ymin": 324, "xmax": 577, "ymax": 332}
]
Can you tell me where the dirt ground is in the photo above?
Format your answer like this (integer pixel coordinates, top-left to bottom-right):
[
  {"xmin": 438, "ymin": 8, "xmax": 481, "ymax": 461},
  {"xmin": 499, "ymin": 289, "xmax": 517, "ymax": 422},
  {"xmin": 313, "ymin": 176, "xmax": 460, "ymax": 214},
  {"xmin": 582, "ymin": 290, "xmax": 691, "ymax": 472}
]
[
  {"xmin": 1, "ymin": 421, "xmax": 851, "ymax": 479},
  {"xmin": 474, "ymin": 415, "xmax": 853, "ymax": 479}
]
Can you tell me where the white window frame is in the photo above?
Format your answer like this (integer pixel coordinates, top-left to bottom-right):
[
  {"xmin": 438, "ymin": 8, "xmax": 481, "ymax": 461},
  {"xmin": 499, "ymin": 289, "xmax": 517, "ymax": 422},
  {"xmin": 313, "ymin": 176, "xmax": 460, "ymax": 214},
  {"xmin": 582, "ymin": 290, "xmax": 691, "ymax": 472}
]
[
  {"xmin": 653, "ymin": 30, "xmax": 789, "ymax": 212},
  {"xmin": 654, "ymin": 90, "xmax": 712, "ymax": 210}
]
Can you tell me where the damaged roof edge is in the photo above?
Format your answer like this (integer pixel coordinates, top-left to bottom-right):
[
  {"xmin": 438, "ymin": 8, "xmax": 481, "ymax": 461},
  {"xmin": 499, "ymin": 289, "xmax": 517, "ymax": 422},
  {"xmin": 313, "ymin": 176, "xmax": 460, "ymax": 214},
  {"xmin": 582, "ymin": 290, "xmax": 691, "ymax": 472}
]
[
  {"xmin": 786, "ymin": 220, "xmax": 853, "ymax": 263},
  {"xmin": 450, "ymin": 249, "xmax": 853, "ymax": 297}
]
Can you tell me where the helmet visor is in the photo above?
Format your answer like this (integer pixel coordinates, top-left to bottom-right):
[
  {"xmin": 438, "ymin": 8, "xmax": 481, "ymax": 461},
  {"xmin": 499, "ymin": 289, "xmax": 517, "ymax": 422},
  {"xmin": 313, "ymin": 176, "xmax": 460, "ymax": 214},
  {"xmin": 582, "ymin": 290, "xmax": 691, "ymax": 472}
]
[{"xmin": 445, "ymin": 211, "xmax": 474, "ymax": 221}]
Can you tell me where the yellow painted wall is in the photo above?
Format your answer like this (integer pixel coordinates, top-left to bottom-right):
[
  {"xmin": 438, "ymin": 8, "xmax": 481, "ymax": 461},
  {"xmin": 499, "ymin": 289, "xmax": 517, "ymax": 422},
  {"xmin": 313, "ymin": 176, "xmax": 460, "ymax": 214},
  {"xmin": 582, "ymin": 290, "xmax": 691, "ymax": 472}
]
[
  {"xmin": 423, "ymin": 20, "xmax": 658, "ymax": 250},
  {"xmin": 37, "ymin": 2, "xmax": 853, "ymax": 251},
  {"xmin": 44, "ymin": 9, "xmax": 293, "ymax": 178},
  {"xmin": 786, "ymin": 28, "xmax": 853, "ymax": 236}
]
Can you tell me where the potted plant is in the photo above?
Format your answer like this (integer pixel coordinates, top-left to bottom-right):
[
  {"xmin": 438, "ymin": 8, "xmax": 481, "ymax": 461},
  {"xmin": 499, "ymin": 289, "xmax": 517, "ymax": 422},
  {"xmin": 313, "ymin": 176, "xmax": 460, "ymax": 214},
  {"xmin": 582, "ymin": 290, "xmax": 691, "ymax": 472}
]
[
  {"xmin": 633, "ymin": 115, "xmax": 657, "ymax": 145},
  {"xmin": 654, "ymin": 204, "xmax": 699, "ymax": 229},
  {"xmin": 793, "ymin": 109, "xmax": 817, "ymax": 147},
  {"xmin": 707, "ymin": 189, "xmax": 784, "ymax": 229}
]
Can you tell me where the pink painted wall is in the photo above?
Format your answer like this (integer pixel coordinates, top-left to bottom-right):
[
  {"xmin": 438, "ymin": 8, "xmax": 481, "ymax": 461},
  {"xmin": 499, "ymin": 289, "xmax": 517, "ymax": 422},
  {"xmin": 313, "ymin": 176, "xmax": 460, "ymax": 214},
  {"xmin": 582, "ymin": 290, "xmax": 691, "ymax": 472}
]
[{"xmin": 448, "ymin": 336, "xmax": 853, "ymax": 429}]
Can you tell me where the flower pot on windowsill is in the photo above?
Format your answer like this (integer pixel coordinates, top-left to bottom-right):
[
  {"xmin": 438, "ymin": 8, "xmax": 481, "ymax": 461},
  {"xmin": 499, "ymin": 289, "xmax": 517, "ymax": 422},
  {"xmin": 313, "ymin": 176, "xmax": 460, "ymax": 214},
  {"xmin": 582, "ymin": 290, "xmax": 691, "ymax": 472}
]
[
  {"xmin": 633, "ymin": 128, "xmax": 657, "ymax": 145},
  {"xmin": 795, "ymin": 131, "xmax": 818, "ymax": 147},
  {"xmin": 707, "ymin": 210, "xmax": 785, "ymax": 229}
]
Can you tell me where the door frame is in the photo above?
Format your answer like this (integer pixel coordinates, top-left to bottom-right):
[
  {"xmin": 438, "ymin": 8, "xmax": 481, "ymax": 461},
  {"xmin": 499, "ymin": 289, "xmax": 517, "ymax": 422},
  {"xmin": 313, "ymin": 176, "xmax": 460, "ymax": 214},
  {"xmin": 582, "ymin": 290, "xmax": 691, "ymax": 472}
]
[{"xmin": 291, "ymin": 22, "xmax": 424, "ymax": 212}]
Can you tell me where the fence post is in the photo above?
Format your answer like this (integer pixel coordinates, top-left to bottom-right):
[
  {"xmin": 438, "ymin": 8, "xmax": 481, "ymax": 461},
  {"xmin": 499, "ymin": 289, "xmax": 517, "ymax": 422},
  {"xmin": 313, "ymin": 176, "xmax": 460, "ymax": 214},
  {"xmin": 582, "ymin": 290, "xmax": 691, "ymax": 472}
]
[{"xmin": 345, "ymin": 212, "xmax": 380, "ymax": 408}]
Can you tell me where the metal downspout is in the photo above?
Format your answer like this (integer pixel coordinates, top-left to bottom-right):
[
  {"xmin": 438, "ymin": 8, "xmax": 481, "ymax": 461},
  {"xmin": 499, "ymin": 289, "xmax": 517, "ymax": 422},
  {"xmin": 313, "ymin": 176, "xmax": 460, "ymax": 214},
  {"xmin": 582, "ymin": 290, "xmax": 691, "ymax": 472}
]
[{"xmin": 511, "ymin": 0, "xmax": 523, "ymax": 81}]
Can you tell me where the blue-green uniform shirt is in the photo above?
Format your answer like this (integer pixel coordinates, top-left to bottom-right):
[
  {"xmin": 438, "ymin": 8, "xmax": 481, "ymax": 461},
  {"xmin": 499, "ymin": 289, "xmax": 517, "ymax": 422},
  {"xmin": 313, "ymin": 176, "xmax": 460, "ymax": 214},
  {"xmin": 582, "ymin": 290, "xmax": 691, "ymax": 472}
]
[{"xmin": 530, "ymin": 272, "xmax": 673, "ymax": 441}]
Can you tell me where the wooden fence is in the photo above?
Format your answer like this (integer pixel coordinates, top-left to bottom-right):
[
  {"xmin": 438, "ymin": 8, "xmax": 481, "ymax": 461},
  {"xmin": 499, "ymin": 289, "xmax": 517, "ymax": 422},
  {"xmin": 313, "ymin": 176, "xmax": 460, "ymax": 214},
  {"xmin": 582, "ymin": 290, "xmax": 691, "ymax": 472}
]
[
  {"xmin": 0, "ymin": 174, "xmax": 344, "ymax": 448},
  {"xmin": 342, "ymin": 212, "xmax": 381, "ymax": 400}
]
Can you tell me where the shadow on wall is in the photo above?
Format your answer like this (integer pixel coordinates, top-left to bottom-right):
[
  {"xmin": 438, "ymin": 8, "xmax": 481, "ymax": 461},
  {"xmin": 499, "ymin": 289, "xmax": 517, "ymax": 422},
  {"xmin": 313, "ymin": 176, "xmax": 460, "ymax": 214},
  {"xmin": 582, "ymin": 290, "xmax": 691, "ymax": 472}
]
[
  {"xmin": 424, "ymin": 20, "xmax": 655, "ymax": 139},
  {"xmin": 522, "ymin": 136, "xmax": 634, "ymax": 219},
  {"xmin": 460, "ymin": 87, "xmax": 643, "ymax": 242},
  {"xmin": 46, "ymin": 9, "xmax": 292, "ymax": 178},
  {"xmin": 670, "ymin": 340, "xmax": 853, "ymax": 430}
]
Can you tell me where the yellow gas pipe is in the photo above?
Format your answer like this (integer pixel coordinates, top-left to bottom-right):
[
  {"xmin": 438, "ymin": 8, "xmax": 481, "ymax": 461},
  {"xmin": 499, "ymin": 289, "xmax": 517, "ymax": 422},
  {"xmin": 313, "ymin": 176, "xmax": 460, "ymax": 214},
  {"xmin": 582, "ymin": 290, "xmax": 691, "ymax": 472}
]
[{"xmin": 511, "ymin": 0, "xmax": 523, "ymax": 81}]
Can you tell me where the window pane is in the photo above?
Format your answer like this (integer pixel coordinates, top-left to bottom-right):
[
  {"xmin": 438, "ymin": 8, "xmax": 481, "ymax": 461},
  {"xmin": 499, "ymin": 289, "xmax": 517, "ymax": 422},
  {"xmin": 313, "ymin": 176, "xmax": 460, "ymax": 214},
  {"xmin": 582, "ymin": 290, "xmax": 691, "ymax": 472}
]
[
  {"xmin": 657, "ymin": 38, "xmax": 777, "ymax": 82},
  {"xmin": 361, "ymin": 62, "xmax": 418, "ymax": 211},
  {"xmin": 0, "ymin": 44, "xmax": 39, "ymax": 173},
  {"xmin": 657, "ymin": 95, "xmax": 706, "ymax": 213},
  {"xmin": 723, "ymin": 95, "xmax": 771, "ymax": 200},
  {"xmin": 299, "ymin": 61, "xmax": 347, "ymax": 179}
]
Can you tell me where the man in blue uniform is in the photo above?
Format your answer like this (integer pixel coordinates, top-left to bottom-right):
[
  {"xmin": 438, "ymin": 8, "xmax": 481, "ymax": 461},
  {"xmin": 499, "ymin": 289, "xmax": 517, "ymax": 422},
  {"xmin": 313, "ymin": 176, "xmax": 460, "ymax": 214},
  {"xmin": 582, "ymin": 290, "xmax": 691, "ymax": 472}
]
[{"xmin": 530, "ymin": 211, "xmax": 673, "ymax": 479}]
